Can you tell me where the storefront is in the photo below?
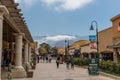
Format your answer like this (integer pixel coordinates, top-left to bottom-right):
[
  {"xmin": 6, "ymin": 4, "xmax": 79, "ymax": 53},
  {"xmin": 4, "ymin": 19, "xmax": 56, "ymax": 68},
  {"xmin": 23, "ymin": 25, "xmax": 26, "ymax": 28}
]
[
  {"xmin": 107, "ymin": 14, "xmax": 120, "ymax": 63},
  {"xmin": 0, "ymin": 0, "xmax": 33, "ymax": 79}
]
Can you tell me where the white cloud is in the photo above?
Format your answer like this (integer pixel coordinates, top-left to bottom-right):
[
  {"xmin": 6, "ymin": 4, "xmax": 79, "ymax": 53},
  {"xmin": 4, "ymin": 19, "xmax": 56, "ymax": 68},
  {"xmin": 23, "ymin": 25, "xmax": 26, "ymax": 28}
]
[
  {"xmin": 41, "ymin": 0, "xmax": 93, "ymax": 11},
  {"xmin": 15, "ymin": 0, "xmax": 94, "ymax": 11},
  {"xmin": 34, "ymin": 35, "xmax": 77, "ymax": 46},
  {"xmin": 46, "ymin": 35, "xmax": 76, "ymax": 41}
]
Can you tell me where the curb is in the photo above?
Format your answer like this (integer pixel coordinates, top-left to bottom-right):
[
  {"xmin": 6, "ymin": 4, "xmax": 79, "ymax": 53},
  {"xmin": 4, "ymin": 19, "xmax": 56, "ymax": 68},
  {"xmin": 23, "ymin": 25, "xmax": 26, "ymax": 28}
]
[
  {"xmin": 75, "ymin": 65, "xmax": 120, "ymax": 80},
  {"xmin": 99, "ymin": 72, "xmax": 120, "ymax": 80}
]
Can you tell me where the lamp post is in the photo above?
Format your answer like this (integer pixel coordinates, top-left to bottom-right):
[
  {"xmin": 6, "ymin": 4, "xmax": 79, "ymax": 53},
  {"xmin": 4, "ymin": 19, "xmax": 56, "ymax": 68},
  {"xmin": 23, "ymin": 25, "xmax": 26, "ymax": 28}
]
[
  {"xmin": 89, "ymin": 20, "xmax": 99, "ymax": 75},
  {"xmin": 90, "ymin": 20, "xmax": 98, "ymax": 58},
  {"xmin": 65, "ymin": 40, "xmax": 69, "ymax": 56}
]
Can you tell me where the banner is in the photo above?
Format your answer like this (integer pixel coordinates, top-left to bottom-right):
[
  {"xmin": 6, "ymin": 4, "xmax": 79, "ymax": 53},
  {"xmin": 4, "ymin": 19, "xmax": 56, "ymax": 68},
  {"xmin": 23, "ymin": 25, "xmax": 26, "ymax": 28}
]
[
  {"xmin": 89, "ymin": 35, "xmax": 96, "ymax": 42},
  {"xmin": 90, "ymin": 42, "xmax": 96, "ymax": 49},
  {"xmin": 117, "ymin": 22, "xmax": 120, "ymax": 31}
]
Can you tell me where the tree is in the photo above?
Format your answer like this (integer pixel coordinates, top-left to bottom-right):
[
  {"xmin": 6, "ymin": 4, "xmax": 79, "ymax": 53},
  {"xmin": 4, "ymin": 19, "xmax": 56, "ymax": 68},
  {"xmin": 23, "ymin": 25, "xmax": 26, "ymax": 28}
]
[
  {"xmin": 51, "ymin": 46, "xmax": 58, "ymax": 57},
  {"xmin": 38, "ymin": 43, "xmax": 51, "ymax": 55}
]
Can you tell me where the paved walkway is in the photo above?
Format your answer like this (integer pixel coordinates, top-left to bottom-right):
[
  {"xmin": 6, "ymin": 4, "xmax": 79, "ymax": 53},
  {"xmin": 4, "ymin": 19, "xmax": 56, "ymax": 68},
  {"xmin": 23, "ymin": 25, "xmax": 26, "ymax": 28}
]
[{"xmin": 33, "ymin": 60, "xmax": 115, "ymax": 80}]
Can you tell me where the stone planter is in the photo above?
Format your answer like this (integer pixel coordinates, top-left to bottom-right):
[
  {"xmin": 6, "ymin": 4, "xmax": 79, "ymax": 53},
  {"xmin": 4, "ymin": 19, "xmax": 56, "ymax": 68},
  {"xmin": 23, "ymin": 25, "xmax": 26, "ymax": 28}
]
[
  {"xmin": 32, "ymin": 65, "xmax": 36, "ymax": 70},
  {"xmin": 27, "ymin": 71, "xmax": 33, "ymax": 78}
]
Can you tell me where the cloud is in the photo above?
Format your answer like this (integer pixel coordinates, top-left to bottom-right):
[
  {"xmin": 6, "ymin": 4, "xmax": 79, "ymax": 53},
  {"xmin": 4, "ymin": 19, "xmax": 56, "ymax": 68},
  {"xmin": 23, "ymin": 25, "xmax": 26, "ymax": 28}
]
[
  {"xmin": 34, "ymin": 35, "xmax": 77, "ymax": 46},
  {"xmin": 41, "ymin": 0, "xmax": 93, "ymax": 11},
  {"xmin": 46, "ymin": 35, "xmax": 76, "ymax": 41},
  {"xmin": 15, "ymin": 0, "xmax": 93, "ymax": 11}
]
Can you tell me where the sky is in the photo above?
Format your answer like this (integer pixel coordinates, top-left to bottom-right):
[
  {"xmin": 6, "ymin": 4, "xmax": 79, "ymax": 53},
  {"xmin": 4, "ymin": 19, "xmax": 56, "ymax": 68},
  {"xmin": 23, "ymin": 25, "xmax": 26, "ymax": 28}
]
[{"xmin": 14, "ymin": 0, "xmax": 120, "ymax": 46}]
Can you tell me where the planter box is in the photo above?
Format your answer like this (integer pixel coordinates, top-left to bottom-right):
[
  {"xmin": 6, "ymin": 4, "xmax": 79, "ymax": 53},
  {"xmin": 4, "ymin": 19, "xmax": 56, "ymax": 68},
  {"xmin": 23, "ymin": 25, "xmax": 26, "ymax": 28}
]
[
  {"xmin": 32, "ymin": 65, "xmax": 36, "ymax": 70},
  {"xmin": 27, "ymin": 71, "xmax": 33, "ymax": 78}
]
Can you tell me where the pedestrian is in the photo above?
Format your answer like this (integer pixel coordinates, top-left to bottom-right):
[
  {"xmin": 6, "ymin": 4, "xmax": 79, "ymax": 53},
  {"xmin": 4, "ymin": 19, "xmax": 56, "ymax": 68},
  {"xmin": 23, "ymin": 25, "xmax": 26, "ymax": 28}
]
[
  {"xmin": 66, "ymin": 55, "xmax": 70, "ymax": 70},
  {"xmin": 70, "ymin": 55, "xmax": 74, "ymax": 69},
  {"xmin": 46, "ymin": 55, "xmax": 48, "ymax": 63},
  {"xmin": 56, "ymin": 55, "xmax": 60, "ymax": 68},
  {"xmin": 42, "ymin": 56, "xmax": 45, "ymax": 63},
  {"xmin": 49, "ymin": 55, "xmax": 52, "ymax": 63},
  {"xmin": 37, "ymin": 55, "xmax": 39, "ymax": 63}
]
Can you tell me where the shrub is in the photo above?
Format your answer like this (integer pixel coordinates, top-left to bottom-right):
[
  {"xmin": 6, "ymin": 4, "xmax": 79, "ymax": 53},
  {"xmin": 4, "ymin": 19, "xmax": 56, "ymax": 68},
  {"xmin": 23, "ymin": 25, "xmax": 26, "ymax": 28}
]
[
  {"xmin": 74, "ymin": 58, "xmax": 89, "ymax": 66},
  {"xmin": 100, "ymin": 61, "xmax": 120, "ymax": 76}
]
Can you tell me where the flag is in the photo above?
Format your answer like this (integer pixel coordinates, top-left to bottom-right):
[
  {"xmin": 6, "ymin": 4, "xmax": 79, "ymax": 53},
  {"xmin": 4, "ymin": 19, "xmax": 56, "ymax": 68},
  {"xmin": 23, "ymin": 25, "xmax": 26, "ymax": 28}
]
[
  {"xmin": 117, "ymin": 22, "xmax": 120, "ymax": 31},
  {"xmin": 90, "ymin": 41, "xmax": 96, "ymax": 49}
]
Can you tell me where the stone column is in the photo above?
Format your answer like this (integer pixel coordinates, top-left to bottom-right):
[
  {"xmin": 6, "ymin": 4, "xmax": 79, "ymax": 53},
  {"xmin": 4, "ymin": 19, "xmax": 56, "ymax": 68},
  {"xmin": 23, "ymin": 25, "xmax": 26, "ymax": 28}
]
[
  {"xmin": 12, "ymin": 33, "xmax": 26, "ymax": 78},
  {"xmin": 99, "ymin": 53, "xmax": 102, "ymax": 60},
  {"xmin": 88, "ymin": 53, "xmax": 91, "ymax": 58},
  {"xmin": 24, "ymin": 41, "xmax": 29, "ymax": 64},
  {"xmin": 28, "ymin": 45, "xmax": 31, "ymax": 62},
  {"xmin": 113, "ymin": 49, "xmax": 118, "ymax": 63},
  {"xmin": 0, "ymin": 5, "xmax": 9, "ymax": 80},
  {"xmin": 0, "ymin": 10, "xmax": 4, "ymax": 80}
]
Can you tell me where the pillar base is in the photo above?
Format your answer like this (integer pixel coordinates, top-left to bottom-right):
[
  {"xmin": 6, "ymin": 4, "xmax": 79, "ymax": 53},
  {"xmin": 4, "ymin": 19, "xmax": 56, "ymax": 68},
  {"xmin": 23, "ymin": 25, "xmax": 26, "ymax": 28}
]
[
  {"xmin": 12, "ymin": 66, "xmax": 27, "ymax": 78},
  {"xmin": 24, "ymin": 62, "xmax": 32, "ymax": 71}
]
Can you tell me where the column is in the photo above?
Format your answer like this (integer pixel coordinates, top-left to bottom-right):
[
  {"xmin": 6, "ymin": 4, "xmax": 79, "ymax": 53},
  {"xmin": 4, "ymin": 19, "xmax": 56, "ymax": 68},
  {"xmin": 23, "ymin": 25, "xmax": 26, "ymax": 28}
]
[
  {"xmin": 28, "ymin": 45, "xmax": 32, "ymax": 70},
  {"xmin": 28, "ymin": 45, "xmax": 31, "ymax": 62},
  {"xmin": 99, "ymin": 53, "xmax": 102, "ymax": 61},
  {"xmin": 13, "ymin": 33, "xmax": 26, "ymax": 78},
  {"xmin": 0, "ymin": 10, "xmax": 4, "ymax": 80},
  {"xmin": 15, "ymin": 33, "xmax": 24, "ymax": 68},
  {"xmin": 89, "ymin": 53, "xmax": 91, "ymax": 58},
  {"xmin": 113, "ymin": 49, "xmax": 118, "ymax": 63},
  {"xmin": 0, "ymin": 5, "xmax": 9, "ymax": 80},
  {"xmin": 24, "ymin": 41, "xmax": 29, "ymax": 64}
]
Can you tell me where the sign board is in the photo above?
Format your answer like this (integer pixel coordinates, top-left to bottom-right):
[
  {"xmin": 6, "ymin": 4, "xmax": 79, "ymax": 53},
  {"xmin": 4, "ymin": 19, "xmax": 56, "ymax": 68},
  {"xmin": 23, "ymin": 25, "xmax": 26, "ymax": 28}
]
[
  {"xmin": 89, "ymin": 35, "xmax": 96, "ymax": 42},
  {"xmin": 88, "ymin": 58, "xmax": 99, "ymax": 75}
]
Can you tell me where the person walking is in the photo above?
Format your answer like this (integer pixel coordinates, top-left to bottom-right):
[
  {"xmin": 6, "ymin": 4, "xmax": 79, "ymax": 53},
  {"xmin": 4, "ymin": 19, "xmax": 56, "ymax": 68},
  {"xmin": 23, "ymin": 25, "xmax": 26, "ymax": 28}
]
[
  {"xmin": 66, "ymin": 55, "xmax": 70, "ymax": 70},
  {"xmin": 70, "ymin": 55, "xmax": 74, "ymax": 69},
  {"xmin": 56, "ymin": 55, "xmax": 60, "ymax": 68},
  {"xmin": 46, "ymin": 55, "xmax": 48, "ymax": 63},
  {"xmin": 37, "ymin": 55, "xmax": 40, "ymax": 63}
]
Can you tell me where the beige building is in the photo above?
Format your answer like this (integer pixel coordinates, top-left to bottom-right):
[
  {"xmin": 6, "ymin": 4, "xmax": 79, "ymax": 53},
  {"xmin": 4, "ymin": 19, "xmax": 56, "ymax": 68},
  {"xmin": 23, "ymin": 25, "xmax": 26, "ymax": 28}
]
[
  {"xmin": 69, "ymin": 40, "xmax": 89, "ymax": 57},
  {"xmin": 81, "ymin": 42, "xmax": 97, "ymax": 58},
  {"xmin": 98, "ymin": 14, "xmax": 120, "ymax": 62},
  {"xmin": 57, "ymin": 47, "xmax": 65, "ymax": 55},
  {"xmin": 98, "ymin": 27, "xmax": 113, "ymax": 61},
  {"xmin": 0, "ymin": 0, "xmax": 34, "ymax": 79},
  {"xmin": 107, "ymin": 14, "xmax": 120, "ymax": 63}
]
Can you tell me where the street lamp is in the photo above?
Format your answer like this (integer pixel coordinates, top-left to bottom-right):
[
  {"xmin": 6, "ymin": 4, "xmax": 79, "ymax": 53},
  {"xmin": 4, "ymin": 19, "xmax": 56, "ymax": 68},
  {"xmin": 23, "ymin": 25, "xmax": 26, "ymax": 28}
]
[
  {"xmin": 65, "ymin": 39, "xmax": 69, "ymax": 55},
  {"xmin": 89, "ymin": 20, "xmax": 99, "ymax": 75},
  {"xmin": 90, "ymin": 20, "xmax": 98, "ymax": 58}
]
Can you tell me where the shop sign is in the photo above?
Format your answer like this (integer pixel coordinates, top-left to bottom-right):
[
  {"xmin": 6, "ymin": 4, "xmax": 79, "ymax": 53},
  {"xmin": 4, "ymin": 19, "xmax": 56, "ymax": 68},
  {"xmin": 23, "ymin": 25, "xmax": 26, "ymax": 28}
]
[
  {"xmin": 89, "ymin": 35, "xmax": 96, "ymax": 42},
  {"xmin": 88, "ymin": 58, "xmax": 99, "ymax": 75}
]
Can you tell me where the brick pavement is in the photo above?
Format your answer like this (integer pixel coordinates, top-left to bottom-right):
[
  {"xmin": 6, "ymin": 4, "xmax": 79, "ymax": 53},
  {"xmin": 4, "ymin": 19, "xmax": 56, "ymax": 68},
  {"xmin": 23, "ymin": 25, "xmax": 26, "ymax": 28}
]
[
  {"xmin": 1, "ymin": 60, "xmax": 115, "ymax": 80},
  {"xmin": 33, "ymin": 60, "xmax": 115, "ymax": 80}
]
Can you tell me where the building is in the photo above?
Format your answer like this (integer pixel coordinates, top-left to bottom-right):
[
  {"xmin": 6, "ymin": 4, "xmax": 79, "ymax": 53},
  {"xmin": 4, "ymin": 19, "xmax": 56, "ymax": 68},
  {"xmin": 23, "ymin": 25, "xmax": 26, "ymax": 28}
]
[
  {"xmin": 98, "ymin": 27, "xmax": 113, "ymax": 61},
  {"xmin": 81, "ymin": 42, "xmax": 97, "ymax": 58},
  {"xmin": 0, "ymin": 0, "xmax": 33, "ymax": 79},
  {"xmin": 98, "ymin": 14, "xmax": 120, "ymax": 62},
  {"xmin": 69, "ymin": 40, "xmax": 89, "ymax": 57},
  {"xmin": 107, "ymin": 14, "xmax": 120, "ymax": 63}
]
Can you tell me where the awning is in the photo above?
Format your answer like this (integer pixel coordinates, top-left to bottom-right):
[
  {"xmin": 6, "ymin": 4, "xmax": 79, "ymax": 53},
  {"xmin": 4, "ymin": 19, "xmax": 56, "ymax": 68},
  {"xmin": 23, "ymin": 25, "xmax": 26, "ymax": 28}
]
[{"xmin": 107, "ymin": 45, "xmax": 120, "ymax": 49}]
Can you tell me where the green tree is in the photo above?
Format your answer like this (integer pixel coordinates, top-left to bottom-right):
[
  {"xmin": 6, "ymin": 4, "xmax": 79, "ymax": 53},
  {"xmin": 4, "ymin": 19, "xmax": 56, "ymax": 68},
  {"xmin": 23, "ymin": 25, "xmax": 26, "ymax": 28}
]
[
  {"xmin": 51, "ymin": 46, "xmax": 58, "ymax": 56},
  {"xmin": 38, "ymin": 43, "xmax": 51, "ymax": 55}
]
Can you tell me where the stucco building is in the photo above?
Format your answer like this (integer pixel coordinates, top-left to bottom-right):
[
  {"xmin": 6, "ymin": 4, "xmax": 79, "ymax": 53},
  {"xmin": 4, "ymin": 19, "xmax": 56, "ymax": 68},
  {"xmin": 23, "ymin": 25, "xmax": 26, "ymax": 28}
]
[
  {"xmin": 98, "ymin": 14, "xmax": 120, "ymax": 62},
  {"xmin": 107, "ymin": 14, "xmax": 120, "ymax": 63},
  {"xmin": 98, "ymin": 27, "xmax": 113, "ymax": 61}
]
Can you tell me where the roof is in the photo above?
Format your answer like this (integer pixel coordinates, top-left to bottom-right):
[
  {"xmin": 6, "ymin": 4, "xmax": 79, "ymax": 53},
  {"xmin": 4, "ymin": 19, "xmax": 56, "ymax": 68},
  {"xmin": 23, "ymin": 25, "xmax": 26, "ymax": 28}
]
[
  {"xmin": 0, "ymin": 0, "xmax": 33, "ymax": 42},
  {"xmin": 111, "ymin": 14, "xmax": 120, "ymax": 22},
  {"xmin": 107, "ymin": 45, "xmax": 120, "ymax": 49},
  {"xmin": 99, "ymin": 27, "xmax": 112, "ymax": 33}
]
